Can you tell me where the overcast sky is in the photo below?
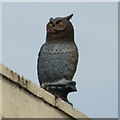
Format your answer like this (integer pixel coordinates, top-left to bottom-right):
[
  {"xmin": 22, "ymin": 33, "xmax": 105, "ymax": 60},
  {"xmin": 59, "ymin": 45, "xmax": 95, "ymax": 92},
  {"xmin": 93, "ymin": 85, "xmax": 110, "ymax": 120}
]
[{"xmin": 2, "ymin": 2, "xmax": 118, "ymax": 118}]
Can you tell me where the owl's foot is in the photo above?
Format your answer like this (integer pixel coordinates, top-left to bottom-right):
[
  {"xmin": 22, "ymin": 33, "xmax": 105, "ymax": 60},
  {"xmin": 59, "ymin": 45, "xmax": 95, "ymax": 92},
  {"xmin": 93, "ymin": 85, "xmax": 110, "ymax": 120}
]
[{"xmin": 41, "ymin": 80, "xmax": 77, "ymax": 106}]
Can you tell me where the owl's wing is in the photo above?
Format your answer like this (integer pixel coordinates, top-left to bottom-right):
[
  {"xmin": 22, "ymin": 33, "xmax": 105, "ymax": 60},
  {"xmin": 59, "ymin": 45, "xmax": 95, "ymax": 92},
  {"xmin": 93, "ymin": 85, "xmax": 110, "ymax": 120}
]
[{"xmin": 37, "ymin": 43, "xmax": 46, "ymax": 86}]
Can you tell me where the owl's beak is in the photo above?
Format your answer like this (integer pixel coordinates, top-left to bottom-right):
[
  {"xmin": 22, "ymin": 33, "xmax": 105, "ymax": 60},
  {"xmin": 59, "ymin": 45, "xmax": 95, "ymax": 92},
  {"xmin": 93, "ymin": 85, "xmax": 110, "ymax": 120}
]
[
  {"xmin": 48, "ymin": 26, "xmax": 56, "ymax": 33},
  {"xmin": 65, "ymin": 14, "xmax": 73, "ymax": 20},
  {"xmin": 51, "ymin": 27, "xmax": 56, "ymax": 33}
]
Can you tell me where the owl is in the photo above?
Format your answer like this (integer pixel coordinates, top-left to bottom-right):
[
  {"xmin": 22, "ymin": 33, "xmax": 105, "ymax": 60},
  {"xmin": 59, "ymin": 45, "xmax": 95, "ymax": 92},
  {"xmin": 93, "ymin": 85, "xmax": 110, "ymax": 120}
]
[{"xmin": 37, "ymin": 14, "xmax": 78, "ymax": 105}]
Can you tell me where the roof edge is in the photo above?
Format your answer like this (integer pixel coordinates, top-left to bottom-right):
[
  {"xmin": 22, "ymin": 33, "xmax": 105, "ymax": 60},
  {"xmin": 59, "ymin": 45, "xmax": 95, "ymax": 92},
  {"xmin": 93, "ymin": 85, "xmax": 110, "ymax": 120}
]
[{"xmin": 0, "ymin": 62, "xmax": 90, "ymax": 119}]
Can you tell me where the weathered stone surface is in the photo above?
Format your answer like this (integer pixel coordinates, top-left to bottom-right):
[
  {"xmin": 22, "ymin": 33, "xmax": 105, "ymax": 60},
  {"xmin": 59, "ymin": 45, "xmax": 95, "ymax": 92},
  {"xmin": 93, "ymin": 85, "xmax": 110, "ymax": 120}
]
[{"xmin": 0, "ymin": 62, "xmax": 90, "ymax": 119}]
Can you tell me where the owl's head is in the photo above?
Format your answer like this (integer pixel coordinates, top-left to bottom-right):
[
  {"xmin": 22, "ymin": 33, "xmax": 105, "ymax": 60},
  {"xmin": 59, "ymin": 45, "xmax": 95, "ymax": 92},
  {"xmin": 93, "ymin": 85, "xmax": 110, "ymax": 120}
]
[{"xmin": 46, "ymin": 14, "xmax": 74, "ymax": 42}]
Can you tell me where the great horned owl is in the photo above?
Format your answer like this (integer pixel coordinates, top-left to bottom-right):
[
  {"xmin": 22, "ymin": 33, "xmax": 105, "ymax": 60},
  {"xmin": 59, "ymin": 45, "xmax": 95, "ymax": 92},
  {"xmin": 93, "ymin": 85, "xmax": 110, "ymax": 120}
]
[{"xmin": 37, "ymin": 14, "xmax": 78, "ymax": 104}]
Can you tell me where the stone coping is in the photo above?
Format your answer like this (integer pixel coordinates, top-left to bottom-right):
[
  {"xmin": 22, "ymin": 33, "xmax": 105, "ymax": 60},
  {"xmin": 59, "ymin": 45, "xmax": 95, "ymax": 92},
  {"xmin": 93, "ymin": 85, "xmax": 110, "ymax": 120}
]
[{"xmin": 0, "ymin": 62, "xmax": 90, "ymax": 119}]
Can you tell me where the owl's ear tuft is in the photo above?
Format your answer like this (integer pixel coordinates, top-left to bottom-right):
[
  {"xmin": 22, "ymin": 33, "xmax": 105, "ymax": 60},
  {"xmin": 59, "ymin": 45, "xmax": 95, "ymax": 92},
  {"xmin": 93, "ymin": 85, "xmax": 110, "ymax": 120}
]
[
  {"xmin": 65, "ymin": 14, "xmax": 73, "ymax": 20},
  {"xmin": 49, "ymin": 17, "xmax": 54, "ymax": 22}
]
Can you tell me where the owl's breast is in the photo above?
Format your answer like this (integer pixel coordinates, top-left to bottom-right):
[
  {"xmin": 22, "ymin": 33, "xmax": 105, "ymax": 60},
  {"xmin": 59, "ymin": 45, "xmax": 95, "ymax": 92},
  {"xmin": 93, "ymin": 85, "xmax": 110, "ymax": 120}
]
[{"xmin": 37, "ymin": 43, "xmax": 78, "ymax": 84}]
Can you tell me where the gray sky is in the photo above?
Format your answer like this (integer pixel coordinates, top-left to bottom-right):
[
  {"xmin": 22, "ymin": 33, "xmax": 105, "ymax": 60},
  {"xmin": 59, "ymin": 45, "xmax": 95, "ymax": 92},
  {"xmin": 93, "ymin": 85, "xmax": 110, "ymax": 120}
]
[{"xmin": 2, "ymin": 2, "xmax": 118, "ymax": 118}]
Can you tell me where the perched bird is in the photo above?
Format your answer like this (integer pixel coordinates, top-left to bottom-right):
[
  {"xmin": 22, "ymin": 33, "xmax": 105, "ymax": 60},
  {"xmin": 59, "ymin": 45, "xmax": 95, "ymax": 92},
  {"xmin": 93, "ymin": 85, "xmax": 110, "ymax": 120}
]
[{"xmin": 37, "ymin": 14, "xmax": 78, "ymax": 104}]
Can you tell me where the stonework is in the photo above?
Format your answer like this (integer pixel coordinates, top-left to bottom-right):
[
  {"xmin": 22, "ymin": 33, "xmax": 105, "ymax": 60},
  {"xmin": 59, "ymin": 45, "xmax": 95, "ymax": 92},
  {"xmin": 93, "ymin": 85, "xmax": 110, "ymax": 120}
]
[{"xmin": 0, "ymin": 63, "xmax": 90, "ymax": 119}]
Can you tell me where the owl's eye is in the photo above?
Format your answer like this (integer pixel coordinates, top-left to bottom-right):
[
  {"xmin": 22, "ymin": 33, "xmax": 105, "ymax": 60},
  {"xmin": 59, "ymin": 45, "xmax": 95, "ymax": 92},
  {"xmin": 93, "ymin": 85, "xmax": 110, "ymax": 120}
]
[
  {"xmin": 57, "ymin": 21, "xmax": 67, "ymax": 30},
  {"xmin": 58, "ymin": 22, "xmax": 62, "ymax": 27},
  {"xmin": 49, "ymin": 24, "xmax": 53, "ymax": 28}
]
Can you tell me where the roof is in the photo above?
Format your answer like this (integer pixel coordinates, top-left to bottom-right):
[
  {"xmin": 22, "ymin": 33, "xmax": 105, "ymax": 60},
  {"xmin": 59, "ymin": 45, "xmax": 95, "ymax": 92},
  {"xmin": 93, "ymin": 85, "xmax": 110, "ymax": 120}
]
[{"xmin": 0, "ymin": 62, "xmax": 90, "ymax": 119}]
